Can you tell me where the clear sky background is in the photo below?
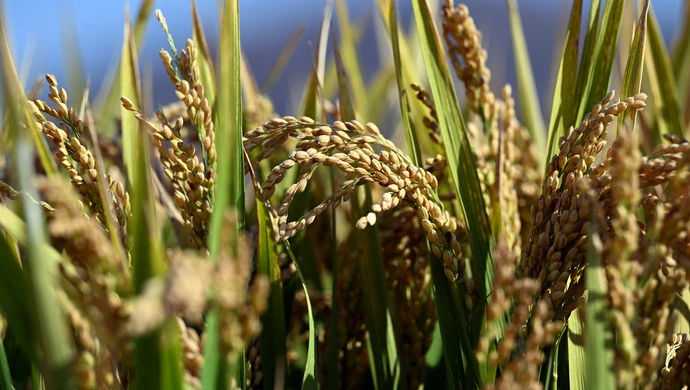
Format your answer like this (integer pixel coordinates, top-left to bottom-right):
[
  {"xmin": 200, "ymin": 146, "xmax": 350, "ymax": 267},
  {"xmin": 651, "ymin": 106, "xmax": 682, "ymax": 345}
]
[{"xmin": 3, "ymin": 1, "xmax": 685, "ymax": 115}]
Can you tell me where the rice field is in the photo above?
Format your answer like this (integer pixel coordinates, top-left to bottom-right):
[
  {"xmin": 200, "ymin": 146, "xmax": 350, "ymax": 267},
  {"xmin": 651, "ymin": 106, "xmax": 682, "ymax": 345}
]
[{"xmin": 1, "ymin": 0, "xmax": 689, "ymax": 389}]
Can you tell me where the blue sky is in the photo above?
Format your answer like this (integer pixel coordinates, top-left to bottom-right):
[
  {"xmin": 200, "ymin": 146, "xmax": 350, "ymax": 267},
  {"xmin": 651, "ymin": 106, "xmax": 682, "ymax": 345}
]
[{"xmin": 3, "ymin": 1, "xmax": 685, "ymax": 114}]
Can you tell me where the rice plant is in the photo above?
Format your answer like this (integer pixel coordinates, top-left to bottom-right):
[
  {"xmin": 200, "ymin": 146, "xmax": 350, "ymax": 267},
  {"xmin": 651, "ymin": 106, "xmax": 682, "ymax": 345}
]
[{"xmin": 1, "ymin": 0, "xmax": 689, "ymax": 389}]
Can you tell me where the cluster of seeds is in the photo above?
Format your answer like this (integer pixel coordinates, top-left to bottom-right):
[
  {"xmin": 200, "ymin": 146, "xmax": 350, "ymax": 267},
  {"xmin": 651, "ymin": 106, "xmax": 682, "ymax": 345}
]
[
  {"xmin": 520, "ymin": 91, "xmax": 648, "ymax": 319},
  {"xmin": 119, "ymin": 11, "xmax": 217, "ymax": 249},
  {"xmin": 31, "ymin": 75, "xmax": 130, "ymax": 247},
  {"xmin": 442, "ymin": 0, "xmax": 496, "ymax": 121},
  {"xmin": 244, "ymin": 116, "xmax": 465, "ymax": 281},
  {"xmin": 38, "ymin": 178, "xmax": 131, "ymax": 388},
  {"xmin": 379, "ymin": 206, "xmax": 438, "ymax": 387}
]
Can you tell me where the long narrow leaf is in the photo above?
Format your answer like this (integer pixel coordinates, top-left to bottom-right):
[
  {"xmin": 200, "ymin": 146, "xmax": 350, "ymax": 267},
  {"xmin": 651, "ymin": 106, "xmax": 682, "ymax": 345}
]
[
  {"xmin": 256, "ymin": 200, "xmax": 287, "ymax": 389},
  {"xmin": 334, "ymin": 34, "xmax": 400, "ymax": 388},
  {"xmin": 506, "ymin": 0, "xmax": 545, "ymax": 161},
  {"xmin": 203, "ymin": 0, "xmax": 244, "ymax": 387},
  {"xmin": 0, "ymin": 328, "xmax": 12, "ymax": 390},
  {"xmin": 573, "ymin": 0, "xmax": 601, "ymax": 119},
  {"xmin": 97, "ymin": 0, "xmax": 154, "ymax": 136},
  {"xmin": 412, "ymin": 0, "xmax": 493, "ymax": 340},
  {"xmin": 567, "ymin": 309, "xmax": 586, "ymax": 390},
  {"xmin": 618, "ymin": 0, "xmax": 649, "ymax": 133},
  {"xmin": 335, "ymin": 0, "xmax": 368, "ymax": 119},
  {"xmin": 0, "ymin": 228, "xmax": 34, "ymax": 363},
  {"xmin": 645, "ymin": 7, "xmax": 685, "ymax": 139},
  {"xmin": 576, "ymin": 0, "xmax": 625, "ymax": 123},
  {"xmin": 1, "ymin": 7, "xmax": 73, "ymax": 387},
  {"xmin": 545, "ymin": 0, "xmax": 582, "ymax": 168},
  {"xmin": 671, "ymin": 1, "xmax": 690, "ymax": 112},
  {"xmin": 389, "ymin": 0, "xmax": 422, "ymax": 166},
  {"xmin": 191, "ymin": 0, "xmax": 216, "ymax": 107},
  {"xmin": 0, "ymin": 11, "xmax": 56, "ymax": 176},
  {"xmin": 121, "ymin": 11, "xmax": 181, "ymax": 390},
  {"xmin": 584, "ymin": 232, "xmax": 615, "ymax": 389}
]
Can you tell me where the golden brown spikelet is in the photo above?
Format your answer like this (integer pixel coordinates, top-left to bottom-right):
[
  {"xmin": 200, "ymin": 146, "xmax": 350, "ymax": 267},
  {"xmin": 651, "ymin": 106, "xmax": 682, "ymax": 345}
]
[
  {"xmin": 378, "ymin": 206, "xmax": 438, "ymax": 387},
  {"xmin": 245, "ymin": 116, "xmax": 465, "ymax": 281},
  {"xmin": 39, "ymin": 178, "xmax": 131, "ymax": 344},
  {"xmin": 442, "ymin": 0, "xmax": 496, "ymax": 122},
  {"xmin": 520, "ymin": 91, "xmax": 647, "ymax": 320},
  {"xmin": 32, "ymin": 75, "xmax": 130, "ymax": 247}
]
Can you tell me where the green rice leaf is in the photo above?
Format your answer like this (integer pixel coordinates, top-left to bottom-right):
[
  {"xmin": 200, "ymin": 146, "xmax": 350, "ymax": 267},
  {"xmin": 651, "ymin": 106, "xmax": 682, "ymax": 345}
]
[
  {"xmin": 335, "ymin": 0, "xmax": 368, "ymax": 119},
  {"xmin": 0, "ymin": 326, "xmax": 13, "ymax": 390},
  {"xmin": 202, "ymin": 0, "xmax": 244, "ymax": 387},
  {"xmin": 261, "ymin": 26, "xmax": 305, "ymax": 94},
  {"xmin": 674, "ymin": 288, "xmax": 690, "ymax": 334},
  {"xmin": 576, "ymin": 0, "xmax": 625, "ymax": 123},
  {"xmin": 0, "ymin": 227, "xmax": 34, "ymax": 362},
  {"xmin": 428, "ymin": 258, "xmax": 468, "ymax": 389},
  {"xmin": 584, "ymin": 232, "xmax": 615, "ymax": 389},
  {"xmin": 573, "ymin": 0, "xmax": 601, "ymax": 119},
  {"xmin": 645, "ymin": 7, "xmax": 685, "ymax": 139},
  {"xmin": 619, "ymin": 0, "xmax": 649, "ymax": 133},
  {"xmin": 506, "ymin": 0, "xmax": 545, "ymax": 162},
  {"xmin": 97, "ymin": 0, "xmax": 154, "ymax": 137},
  {"xmin": 119, "ymin": 12, "xmax": 142, "ymax": 206},
  {"xmin": 351, "ymin": 189, "xmax": 401, "ymax": 390},
  {"xmin": 294, "ymin": 254, "xmax": 317, "ymax": 390},
  {"xmin": 334, "ymin": 33, "xmax": 400, "ymax": 388},
  {"xmin": 412, "ymin": 0, "xmax": 493, "ymax": 346},
  {"xmin": 256, "ymin": 200, "xmax": 287, "ymax": 389},
  {"xmin": 120, "ymin": 11, "xmax": 180, "ymax": 390},
  {"xmin": 0, "ymin": 13, "xmax": 56, "ymax": 176},
  {"xmin": 567, "ymin": 309, "xmax": 586, "ymax": 390},
  {"xmin": 1, "ymin": 8, "xmax": 74, "ymax": 387},
  {"xmin": 191, "ymin": 0, "xmax": 216, "ymax": 106},
  {"xmin": 545, "ymin": 0, "xmax": 582, "ymax": 168},
  {"xmin": 388, "ymin": 0, "xmax": 422, "ymax": 166}
]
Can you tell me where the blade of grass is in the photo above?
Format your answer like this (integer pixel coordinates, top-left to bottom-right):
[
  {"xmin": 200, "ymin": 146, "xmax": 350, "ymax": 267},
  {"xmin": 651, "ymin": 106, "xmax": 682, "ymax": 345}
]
[
  {"xmin": 59, "ymin": 9, "xmax": 86, "ymax": 107},
  {"xmin": 245, "ymin": 153, "xmax": 318, "ymax": 390},
  {"xmin": 576, "ymin": 0, "xmax": 625, "ymax": 123},
  {"xmin": 83, "ymin": 100, "xmax": 129, "ymax": 287},
  {"xmin": 389, "ymin": 0, "xmax": 422, "ymax": 166},
  {"xmin": 297, "ymin": 265, "xmax": 317, "ymax": 390},
  {"xmin": 584, "ymin": 231, "xmax": 615, "ymax": 389},
  {"xmin": 256, "ymin": 200, "xmax": 287, "ymax": 389},
  {"xmin": 120, "ymin": 11, "xmax": 143, "ymax": 186},
  {"xmin": 0, "ymin": 329, "xmax": 12, "ymax": 390},
  {"xmin": 1, "ymin": 6, "xmax": 74, "ymax": 387},
  {"xmin": 191, "ymin": 0, "xmax": 216, "ymax": 107},
  {"xmin": 120, "ymin": 11, "xmax": 182, "ymax": 390},
  {"xmin": 0, "ymin": 18, "xmax": 55, "ymax": 176},
  {"xmin": 506, "ymin": 0, "xmax": 545, "ymax": 163},
  {"xmin": 618, "ymin": 0, "xmax": 649, "ymax": 133},
  {"xmin": 0, "ymin": 228, "xmax": 34, "ymax": 363},
  {"xmin": 96, "ymin": 0, "xmax": 154, "ymax": 136},
  {"xmin": 261, "ymin": 26, "xmax": 306, "ymax": 94},
  {"xmin": 376, "ymin": 0, "xmax": 440, "ymax": 158},
  {"xmin": 671, "ymin": 1, "xmax": 690, "ymax": 113},
  {"xmin": 333, "ymin": 34, "xmax": 400, "ymax": 389},
  {"xmin": 203, "ymin": 0, "xmax": 244, "ymax": 387},
  {"xmin": 545, "ymin": 0, "xmax": 582, "ymax": 168},
  {"xmin": 412, "ymin": 0, "xmax": 493, "ymax": 356},
  {"xmin": 573, "ymin": 0, "xmax": 601, "ymax": 120},
  {"xmin": 567, "ymin": 309, "xmax": 585, "ymax": 390},
  {"xmin": 335, "ymin": 0, "xmax": 368, "ymax": 119},
  {"xmin": 645, "ymin": 7, "xmax": 685, "ymax": 140},
  {"xmin": 428, "ymin": 258, "xmax": 468, "ymax": 389}
]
